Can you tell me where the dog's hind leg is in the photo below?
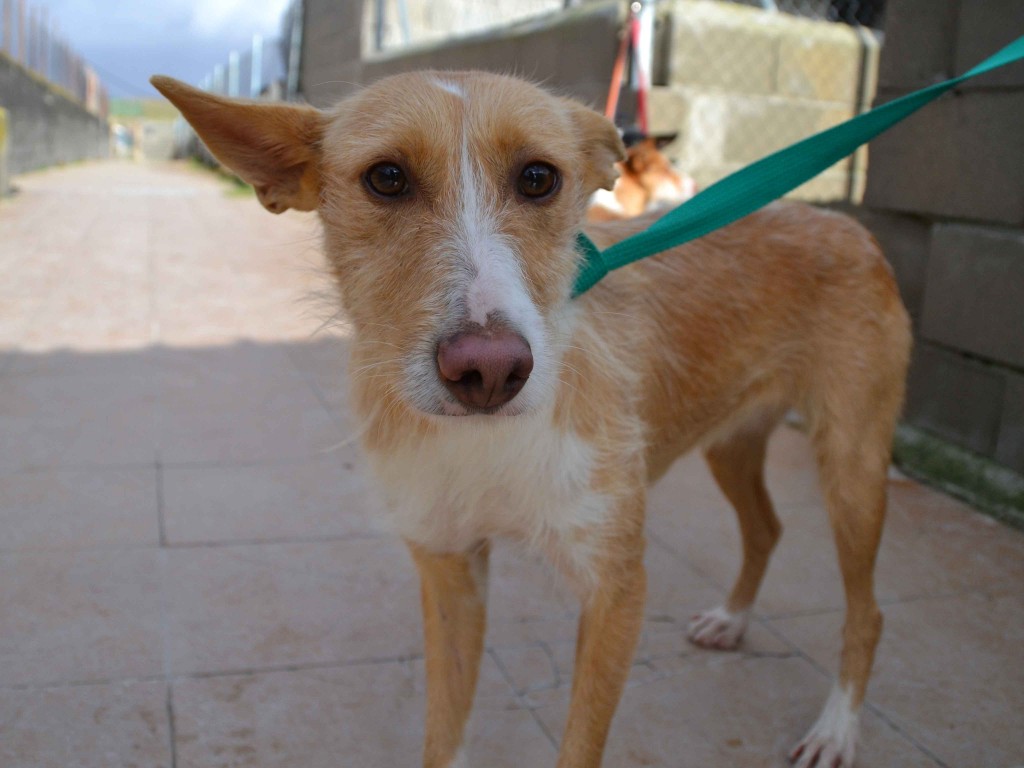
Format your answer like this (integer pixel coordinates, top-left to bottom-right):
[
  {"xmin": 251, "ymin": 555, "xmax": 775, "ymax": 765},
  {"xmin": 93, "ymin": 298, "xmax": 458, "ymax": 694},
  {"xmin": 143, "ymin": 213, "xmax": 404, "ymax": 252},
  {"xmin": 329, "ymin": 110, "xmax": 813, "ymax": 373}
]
[
  {"xmin": 791, "ymin": 374, "xmax": 903, "ymax": 768},
  {"xmin": 409, "ymin": 540, "xmax": 490, "ymax": 768},
  {"xmin": 687, "ymin": 414, "xmax": 782, "ymax": 650}
]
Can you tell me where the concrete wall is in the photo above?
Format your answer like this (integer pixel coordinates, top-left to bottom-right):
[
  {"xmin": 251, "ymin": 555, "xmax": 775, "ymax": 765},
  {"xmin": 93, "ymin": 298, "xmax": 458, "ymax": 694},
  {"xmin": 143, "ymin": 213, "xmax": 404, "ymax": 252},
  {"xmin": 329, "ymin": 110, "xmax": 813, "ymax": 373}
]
[
  {"xmin": 0, "ymin": 51, "xmax": 109, "ymax": 177},
  {"xmin": 650, "ymin": 0, "xmax": 879, "ymax": 201},
  {"xmin": 858, "ymin": 0, "xmax": 1024, "ymax": 473},
  {"xmin": 363, "ymin": 0, "xmax": 564, "ymax": 56},
  {"xmin": 300, "ymin": 0, "xmax": 623, "ymax": 110}
]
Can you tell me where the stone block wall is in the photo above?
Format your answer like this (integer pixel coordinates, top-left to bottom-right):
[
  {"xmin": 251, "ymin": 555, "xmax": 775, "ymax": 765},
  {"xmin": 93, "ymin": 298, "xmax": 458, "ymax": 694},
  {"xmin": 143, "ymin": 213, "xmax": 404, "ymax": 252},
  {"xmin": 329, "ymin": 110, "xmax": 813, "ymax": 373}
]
[
  {"xmin": 0, "ymin": 52, "xmax": 109, "ymax": 177},
  {"xmin": 861, "ymin": 0, "xmax": 1024, "ymax": 473},
  {"xmin": 650, "ymin": 0, "xmax": 879, "ymax": 201}
]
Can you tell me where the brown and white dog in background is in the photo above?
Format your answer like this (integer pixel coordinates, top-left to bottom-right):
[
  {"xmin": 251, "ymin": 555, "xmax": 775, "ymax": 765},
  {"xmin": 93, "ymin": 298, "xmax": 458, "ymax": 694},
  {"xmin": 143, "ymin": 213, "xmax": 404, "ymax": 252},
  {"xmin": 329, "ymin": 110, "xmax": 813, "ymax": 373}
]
[
  {"xmin": 587, "ymin": 131, "xmax": 697, "ymax": 222},
  {"xmin": 153, "ymin": 71, "xmax": 911, "ymax": 768}
]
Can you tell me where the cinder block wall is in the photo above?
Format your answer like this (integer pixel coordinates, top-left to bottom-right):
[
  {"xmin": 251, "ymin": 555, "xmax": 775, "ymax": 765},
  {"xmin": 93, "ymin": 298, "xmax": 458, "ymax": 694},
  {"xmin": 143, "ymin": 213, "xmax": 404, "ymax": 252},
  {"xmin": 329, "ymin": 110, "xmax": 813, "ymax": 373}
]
[
  {"xmin": 0, "ymin": 52, "xmax": 109, "ymax": 176},
  {"xmin": 650, "ymin": 0, "xmax": 879, "ymax": 202},
  {"xmin": 300, "ymin": 0, "xmax": 622, "ymax": 110},
  {"xmin": 862, "ymin": 0, "xmax": 1024, "ymax": 473}
]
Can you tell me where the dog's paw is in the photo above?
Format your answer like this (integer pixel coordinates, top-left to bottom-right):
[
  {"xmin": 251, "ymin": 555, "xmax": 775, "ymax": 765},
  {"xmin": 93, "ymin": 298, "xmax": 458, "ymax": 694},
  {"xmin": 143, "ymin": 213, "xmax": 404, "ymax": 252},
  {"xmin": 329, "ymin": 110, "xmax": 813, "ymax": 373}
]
[
  {"xmin": 686, "ymin": 606, "xmax": 748, "ymax": 650},
  {"xmin": 789, "ymin": 686, "xmax": 859, "ymax": 768}
]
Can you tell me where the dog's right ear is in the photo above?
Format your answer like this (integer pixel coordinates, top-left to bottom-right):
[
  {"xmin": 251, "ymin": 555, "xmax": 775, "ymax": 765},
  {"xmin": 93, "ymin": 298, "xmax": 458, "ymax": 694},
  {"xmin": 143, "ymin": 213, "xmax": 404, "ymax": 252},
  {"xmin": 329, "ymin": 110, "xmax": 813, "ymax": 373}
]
[
  {"xmin": 562, "ymin": 99, "xmax": 626, "ymax": 193},
  {"xmin": 151, "ymin": 76, "xmax": 326, "ymax": 214}
]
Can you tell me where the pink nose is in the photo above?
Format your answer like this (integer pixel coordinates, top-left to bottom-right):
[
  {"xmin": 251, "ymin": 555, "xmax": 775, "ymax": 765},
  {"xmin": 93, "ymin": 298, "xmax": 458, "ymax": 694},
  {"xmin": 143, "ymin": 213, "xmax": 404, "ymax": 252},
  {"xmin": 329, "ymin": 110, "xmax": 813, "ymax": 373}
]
[{"xmin": 437, "ymin": 328, "xmax": 534, "ymax": 411}]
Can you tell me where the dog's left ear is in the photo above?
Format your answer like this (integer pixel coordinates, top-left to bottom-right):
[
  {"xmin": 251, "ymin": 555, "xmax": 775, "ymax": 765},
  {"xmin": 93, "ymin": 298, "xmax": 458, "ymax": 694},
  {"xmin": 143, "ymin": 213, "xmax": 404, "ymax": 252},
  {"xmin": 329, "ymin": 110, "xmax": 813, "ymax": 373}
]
[
  {"xmin": 151, "ymin": 76, "xmax": 325, "ymax": 214},
  {"xmin": 563, "ymin": 99, "xmax": 626, "ymax": 192},
  {"xmin": 653, "ymin": 132, "xmax": 679, "ymax": 150}
]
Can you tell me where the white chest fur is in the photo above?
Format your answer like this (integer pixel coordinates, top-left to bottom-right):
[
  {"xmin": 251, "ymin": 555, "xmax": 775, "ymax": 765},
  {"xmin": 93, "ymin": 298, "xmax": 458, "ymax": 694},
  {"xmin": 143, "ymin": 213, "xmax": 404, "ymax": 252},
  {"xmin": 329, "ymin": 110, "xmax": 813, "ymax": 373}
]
[{"xmin": 365, "ymin": 409, "xmax": 611, "ymax": 563}]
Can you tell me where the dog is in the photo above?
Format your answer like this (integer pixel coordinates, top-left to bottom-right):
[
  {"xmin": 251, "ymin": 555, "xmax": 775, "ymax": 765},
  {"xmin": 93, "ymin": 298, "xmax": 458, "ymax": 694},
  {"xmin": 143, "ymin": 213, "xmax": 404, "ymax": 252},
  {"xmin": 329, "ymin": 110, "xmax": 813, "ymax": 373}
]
[
  {"xmin": 152, "ymin": 71, "xmax": 911, "ymax": 768},
  {"xmin": 587, "ymin": 132, "xmax": 697, "ymax": 222}
]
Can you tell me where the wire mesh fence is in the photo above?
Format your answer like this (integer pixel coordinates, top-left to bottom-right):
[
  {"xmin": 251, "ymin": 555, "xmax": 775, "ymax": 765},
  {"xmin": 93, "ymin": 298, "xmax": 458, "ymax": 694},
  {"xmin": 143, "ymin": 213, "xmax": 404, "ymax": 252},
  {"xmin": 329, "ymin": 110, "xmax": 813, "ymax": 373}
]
[
  {"xmin": 0, "ymin": 0, "xmax": 108, "ymax": 118},
  {"xmin": 647, "ymin": 0, "xmax": 886, "ymax": 202}
]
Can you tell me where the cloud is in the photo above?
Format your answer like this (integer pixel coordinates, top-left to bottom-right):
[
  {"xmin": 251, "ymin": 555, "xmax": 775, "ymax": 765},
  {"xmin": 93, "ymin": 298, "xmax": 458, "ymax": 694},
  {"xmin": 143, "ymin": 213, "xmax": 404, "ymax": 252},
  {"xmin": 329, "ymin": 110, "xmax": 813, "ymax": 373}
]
[
  {"xmin": 41, "ymin": 0, "xmax": 292, "ymax": 46},
  {"xmin": 189, "ymin": 0, "xmax": 292, "ymax": 39},
  {"xmin": 36, "ymin": 0, "xmax": 296, "ymax": 96}
]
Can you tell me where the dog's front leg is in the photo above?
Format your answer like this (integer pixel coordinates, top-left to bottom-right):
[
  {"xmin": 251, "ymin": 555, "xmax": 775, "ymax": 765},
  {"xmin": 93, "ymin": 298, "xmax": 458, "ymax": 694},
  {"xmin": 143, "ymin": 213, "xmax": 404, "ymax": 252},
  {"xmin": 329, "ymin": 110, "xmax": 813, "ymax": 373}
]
[
  {"xmin": 557, "ymin": 521, "xmax": 647, "ymax": 768},
  {"xmin": 408, "ymin": 540, "xmax": 490, "ymax": 768}
]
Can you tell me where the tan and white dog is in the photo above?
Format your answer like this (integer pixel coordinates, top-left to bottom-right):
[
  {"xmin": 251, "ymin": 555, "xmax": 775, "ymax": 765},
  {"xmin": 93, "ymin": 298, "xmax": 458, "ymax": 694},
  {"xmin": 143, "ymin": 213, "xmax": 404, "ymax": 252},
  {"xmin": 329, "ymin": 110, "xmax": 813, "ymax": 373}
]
[
  {"xmin": 153, "ymin": 71, "xmax": 911, "ymax": 768},
  {"xmin": 587, "ymin": 133, "xmax": 697, "ymax": 222}
]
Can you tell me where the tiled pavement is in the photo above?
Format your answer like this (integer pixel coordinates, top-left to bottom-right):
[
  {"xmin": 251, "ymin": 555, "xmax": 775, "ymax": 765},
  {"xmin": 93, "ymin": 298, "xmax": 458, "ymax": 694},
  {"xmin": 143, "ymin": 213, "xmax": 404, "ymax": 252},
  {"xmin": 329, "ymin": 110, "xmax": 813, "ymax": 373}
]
[{"xmin": 1, "ymin": 161, "xmax": 1022, "ymax": 768}]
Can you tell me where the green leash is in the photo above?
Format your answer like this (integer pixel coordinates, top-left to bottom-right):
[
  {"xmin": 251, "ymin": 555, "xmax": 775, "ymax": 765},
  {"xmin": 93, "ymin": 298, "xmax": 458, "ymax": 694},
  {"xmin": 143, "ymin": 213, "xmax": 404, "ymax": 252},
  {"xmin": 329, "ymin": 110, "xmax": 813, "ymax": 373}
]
[{"xmin": 573, "ymin": 34, "xmax": 1024, "ymax": 297}]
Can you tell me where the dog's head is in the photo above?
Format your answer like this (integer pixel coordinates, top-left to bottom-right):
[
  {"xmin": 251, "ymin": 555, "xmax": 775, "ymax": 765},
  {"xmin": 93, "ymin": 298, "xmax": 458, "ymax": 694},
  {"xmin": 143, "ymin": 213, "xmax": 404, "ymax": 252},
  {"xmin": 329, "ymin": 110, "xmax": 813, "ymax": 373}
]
[
  {"xmin": 152, "ymin": 71, "xmax": 624, "ymax": 421},
  {"xmin": 619, "ymin": 135, "xmax": 694, "ymax": 209}
]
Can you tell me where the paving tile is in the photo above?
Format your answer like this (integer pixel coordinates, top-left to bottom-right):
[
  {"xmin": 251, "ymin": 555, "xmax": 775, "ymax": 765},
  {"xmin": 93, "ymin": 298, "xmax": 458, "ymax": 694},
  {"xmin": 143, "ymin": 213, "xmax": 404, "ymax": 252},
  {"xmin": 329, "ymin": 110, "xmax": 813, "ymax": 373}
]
[
  {"xmin": 287, "ymin": 333, "xmax": 355, "ymax": 416},
  {"xmin": 643, "ymin": 533, "xmax": 734, "ymax": 618},
  {"xmin": 528, "ymin": 655, "xmax": 939, "ymax": 767},
  {"xmin": 164, "ymin": 538, "xmax": 422, "ymax": 675},
  {"xmin": 491, "ymin": 543, "xmax": 791, "ymax": 696},
  {"xmin": 0, "ymin": 467, "xmax": 159, "ymax": 551},
  {"xmin": 881, "ymin": 475, "xmax": 1024, "ymax": 597},
  {"xmin": 156, "ymin": 345, "xmax": 345, "ymax": 464},
  {"xmin": 15, "ymin": 272, "xmax": 153, "ymax": 356},
  {"xmin": 2, "ymin": 346, "xmax": 160, "ymax": 379},
  {"xmin": 153, "ymin": 201, "xmax": 327, "ymax": 346},
  {"xmin": 172, "ymin": 657, "xmax": 554, "ymax": 768},
  {"xmin": 5, "ymin": 159, "xmax": 1019, "ymax": 768},
  {"xmin": 0, "ymin": 295, "xmax": 41, "ymax": 352},
  {"xmin": 0, "ymin": 680, "xmax": 171, "ymax": 768},
  {"xmin": 161, "ymin": 453, "xmax": 379, "ymax": 545},
  {"xmin": 487, "ymin": 543, "xmax": 577, "ymax": 624},
  {"xmin": 647, "ymin": 429, "xmax": 831, "ymax": 616},
  {"xmin": 0, "ymin": 371, "xmax": 158, "ymax": 470},
  {"xmin": 0, "ymin": 550, "xmax": 164, "ymax": 687},
  {"xmin": 650, "ymin": 427, "xmax": 1024, "ymax": 618},
  {"xmin": 770, "ymin": 592, "xmax": 1024, "ymax": 768},
  {"xmin": 648, "ymin": 464, "xmax": 850, "ymax": 616}
]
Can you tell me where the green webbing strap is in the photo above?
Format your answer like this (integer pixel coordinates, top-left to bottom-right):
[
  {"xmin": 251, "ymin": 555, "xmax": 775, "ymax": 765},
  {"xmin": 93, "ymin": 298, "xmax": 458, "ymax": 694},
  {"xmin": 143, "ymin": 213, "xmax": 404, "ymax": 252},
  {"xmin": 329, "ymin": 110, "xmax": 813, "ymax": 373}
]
[{"xmin": 573, "ymin": 34, "xmax": 1024, "ymax": 297}]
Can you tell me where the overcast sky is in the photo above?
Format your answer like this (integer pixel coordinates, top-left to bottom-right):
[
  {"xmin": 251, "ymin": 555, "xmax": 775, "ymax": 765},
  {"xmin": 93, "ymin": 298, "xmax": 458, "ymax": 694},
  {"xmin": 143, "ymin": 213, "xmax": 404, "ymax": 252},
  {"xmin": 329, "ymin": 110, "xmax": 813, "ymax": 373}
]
[{"xmin": 33, "ymin": 0, "xmax": 293, "ymax": 98}]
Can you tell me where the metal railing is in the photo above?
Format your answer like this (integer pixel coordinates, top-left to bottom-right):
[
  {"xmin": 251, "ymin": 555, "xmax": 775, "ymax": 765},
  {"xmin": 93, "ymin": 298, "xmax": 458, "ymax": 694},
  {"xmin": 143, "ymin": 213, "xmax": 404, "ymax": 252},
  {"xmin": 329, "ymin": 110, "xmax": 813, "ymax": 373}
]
[
  {"xmin": 0, "ymin": 0, "xmax": 109, "ymax": 118},
  {"xmin": 196, "ymin": 2, "xmax": 301, "ymax": 100},
  {"xmin": 177, "ymin": 2, "xmax": 302, "ymax": 160}
]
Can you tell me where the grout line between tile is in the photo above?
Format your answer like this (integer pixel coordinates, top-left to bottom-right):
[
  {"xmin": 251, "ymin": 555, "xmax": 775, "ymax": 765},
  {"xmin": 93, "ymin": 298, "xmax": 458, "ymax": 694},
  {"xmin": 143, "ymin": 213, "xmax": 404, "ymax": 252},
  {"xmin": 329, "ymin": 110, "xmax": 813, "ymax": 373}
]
[
  {"xmin": 760, "ymin": 613, "xmax": 953, "ymax": 768},
  {"xmin": 179, "ymin": 653, "xmax": 427, "ymax": 682},
  {"xmin": 159, "ymin": 546, "xmax": 177, "ymax": 768},
  {"xmin": 487, "ymin": 648, "xmax": 560, "ymax": 752},
  {"xmin": 166, "ymin": 682, "xmax": 178, "ymax": 768},
  {"xmin": 282, "ymin": 344, "xmax": 351, "ymax": 435},
  {"xmin": 759, "ymin": 585, "xmax": 1002, "ymax": 623},
  {"xmin": 860, "ymin": 699, "xmax": 951, "ymax": 768},
  {"xmin": 646, "ymin": 529, "xmax": 729, "ymax": 598},
  {"xmin": 0, "ymin": 530, "xmax": 391, "ymax": 556},
  {"xmin": 156, "ymin": 457, "xmax": 167, "ymax": 548},
  {"xmin": 1, "ymin": 452, "xmax": 367, "ymax": 475},
  {"xmin": 0, "ymin": 653, "xmax": 427, "ymax": 693}
]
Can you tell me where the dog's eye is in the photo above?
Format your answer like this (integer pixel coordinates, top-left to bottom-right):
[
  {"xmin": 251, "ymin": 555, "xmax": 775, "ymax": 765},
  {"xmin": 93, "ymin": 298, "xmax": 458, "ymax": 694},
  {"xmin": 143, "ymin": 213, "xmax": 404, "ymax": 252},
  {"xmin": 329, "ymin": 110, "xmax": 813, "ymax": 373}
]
[
  {"xmin": 365, "ymin": 163, "xmax": 409, "ymax": 197},
  {"xmin": 518, "ymin": 163, "xmax": 558, "ymax": 199}
]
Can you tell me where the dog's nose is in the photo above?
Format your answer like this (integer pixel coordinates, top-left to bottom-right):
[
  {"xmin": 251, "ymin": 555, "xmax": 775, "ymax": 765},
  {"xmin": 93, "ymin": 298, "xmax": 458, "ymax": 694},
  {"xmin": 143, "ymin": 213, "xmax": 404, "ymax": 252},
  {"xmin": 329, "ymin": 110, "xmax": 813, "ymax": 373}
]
[{"xmin": 437, "ymin": 328, "xmax": 533, "ymax": 410}]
